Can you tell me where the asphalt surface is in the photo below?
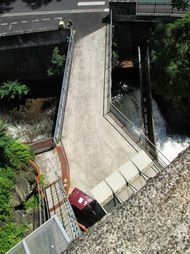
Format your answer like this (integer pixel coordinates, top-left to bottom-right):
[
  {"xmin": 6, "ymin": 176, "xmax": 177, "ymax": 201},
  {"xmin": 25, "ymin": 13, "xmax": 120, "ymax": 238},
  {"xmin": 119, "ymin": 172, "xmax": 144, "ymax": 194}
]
[
  {"xmin": 0, "ymin": 0, "xmax": 109, "ymax": 14},
  {"xmin": 0, "ymin": 12, "xmax": 108, "ymax": 39},
  {"xmin": 0, "ymin": 0, "xmax": 109, "ymax": 36}
]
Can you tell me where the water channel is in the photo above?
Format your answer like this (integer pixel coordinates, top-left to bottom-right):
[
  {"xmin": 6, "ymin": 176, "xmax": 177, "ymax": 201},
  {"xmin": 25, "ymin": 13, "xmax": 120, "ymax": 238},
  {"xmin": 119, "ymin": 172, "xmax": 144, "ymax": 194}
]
[
  {"xmin": 0, "ymin": 97, "xmax": 58, "ymax": 142},
  {"xmin": 112, "ymin": 87, "xmax": 190, "ymax": 163}
]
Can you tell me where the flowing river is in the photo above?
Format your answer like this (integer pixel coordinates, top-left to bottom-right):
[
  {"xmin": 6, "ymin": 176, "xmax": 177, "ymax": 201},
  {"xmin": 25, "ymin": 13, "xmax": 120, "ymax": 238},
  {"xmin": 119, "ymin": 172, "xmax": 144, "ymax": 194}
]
[{"xmin": 113, "ymin": 87, "xmax": 190, "ymax": 163}]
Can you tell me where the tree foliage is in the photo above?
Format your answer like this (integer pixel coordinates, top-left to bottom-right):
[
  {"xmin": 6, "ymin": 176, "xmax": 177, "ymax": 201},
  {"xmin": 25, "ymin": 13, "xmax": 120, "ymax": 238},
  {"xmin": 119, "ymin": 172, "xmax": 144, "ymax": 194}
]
[
  {"xmin": 47, "ymin": 47, "xmax": 66, "ymax": 77},
  {"xmin": 151, "ymin": 14, "xmax": 190, "ymax": 98},
  {"xmin": 0, "ymin": 121, "xmax": 34, "ymax": 170},
  {"xmin": 0, "ymin": 223, "xmax": 27, "ymax": 254},
  {"xmin": 171, "ymin": 0, "xmax": 189, "ymax": 11},
  {"xmin": 0, "ymin": 80, "xmax": 29, "ymax": 101},
  {"xmin": 0, "ymin": 121, "xmax": 34, "ymax": 253}
]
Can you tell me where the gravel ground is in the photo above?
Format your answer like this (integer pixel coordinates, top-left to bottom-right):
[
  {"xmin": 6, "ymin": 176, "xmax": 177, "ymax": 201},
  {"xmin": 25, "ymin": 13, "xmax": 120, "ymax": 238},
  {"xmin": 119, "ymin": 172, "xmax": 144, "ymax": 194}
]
[{"xmin": 64, "ymin": 146, "xmax": 190, "ymax": 254}]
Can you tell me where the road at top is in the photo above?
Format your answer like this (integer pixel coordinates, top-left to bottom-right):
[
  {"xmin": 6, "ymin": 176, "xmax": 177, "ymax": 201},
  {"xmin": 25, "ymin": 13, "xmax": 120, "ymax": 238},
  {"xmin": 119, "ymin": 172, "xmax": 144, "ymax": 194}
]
[{"xmin": 0, "ymin": 0, "xmax": 109, "ymax": 15}]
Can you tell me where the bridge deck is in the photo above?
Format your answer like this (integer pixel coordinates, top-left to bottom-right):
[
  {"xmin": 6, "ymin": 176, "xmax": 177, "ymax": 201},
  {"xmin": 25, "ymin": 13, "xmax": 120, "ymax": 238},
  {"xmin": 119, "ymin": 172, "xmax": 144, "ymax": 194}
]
[{"xmin": 62, "ymin": 24, "xmax": 138, "ymax": 194}]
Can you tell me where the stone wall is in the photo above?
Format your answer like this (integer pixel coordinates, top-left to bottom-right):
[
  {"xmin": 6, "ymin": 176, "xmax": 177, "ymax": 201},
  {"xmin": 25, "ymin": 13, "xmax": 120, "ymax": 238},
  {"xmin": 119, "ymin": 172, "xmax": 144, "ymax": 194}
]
[
  {"xmin": 0, "ymin": 30, "xmax": 69, "ymax": 81},
  {"xmin": 64, "ymin": 146, "xmax": 190, "ymax": 253}
]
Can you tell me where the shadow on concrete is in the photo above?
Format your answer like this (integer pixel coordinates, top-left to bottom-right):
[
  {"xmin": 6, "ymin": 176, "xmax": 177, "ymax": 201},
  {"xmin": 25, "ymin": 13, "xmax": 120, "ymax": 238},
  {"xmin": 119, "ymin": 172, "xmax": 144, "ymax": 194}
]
[
  {"xmin": 62, "ymin": 13, "xmax": 107, "ymax": 41},
  {"xmin": 0, "ymin": 0, "xmax": 15, "ymax": 14},
  {"xmin": 22, "ymin": 0, "xmax": 61, "ymax": 10}
]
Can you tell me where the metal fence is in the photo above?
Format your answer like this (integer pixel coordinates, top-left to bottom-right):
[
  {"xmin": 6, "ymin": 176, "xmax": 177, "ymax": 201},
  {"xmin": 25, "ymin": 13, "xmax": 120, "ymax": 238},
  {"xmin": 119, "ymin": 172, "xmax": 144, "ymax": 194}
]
[
  {"xmin": 106, "ymin": 11, "xmax": 171, "ymax": 168},
  {"xmin": 104, "ymin": 10, "xmax": 113, "ymax": 115},
  {"xmin": 110, "ymin": 104, "xmax": 171, "ymax": 167},
  {"xmin": 136, "ymin": 2, "xmax": 190, "ymax": 16},
  {"xmin": 6, "ymin": 216, "xmax": 71, "ymax": 254},
  {"xmin": 54, "ymin": 29, "xmax": 75, "ymax": 143}
]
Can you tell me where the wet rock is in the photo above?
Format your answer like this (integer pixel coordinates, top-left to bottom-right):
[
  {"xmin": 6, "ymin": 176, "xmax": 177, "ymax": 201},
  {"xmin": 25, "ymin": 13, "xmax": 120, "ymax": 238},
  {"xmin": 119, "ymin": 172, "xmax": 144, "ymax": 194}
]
[{"xmin": 11, "ymin": 170, "xmax": 36, "ymax": 208}]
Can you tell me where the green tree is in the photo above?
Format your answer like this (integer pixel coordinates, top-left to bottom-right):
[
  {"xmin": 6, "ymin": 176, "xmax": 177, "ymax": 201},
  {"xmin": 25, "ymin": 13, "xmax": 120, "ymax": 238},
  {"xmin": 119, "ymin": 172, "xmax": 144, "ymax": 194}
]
[
  {"xmin": 171, "ymin": 0, "xmax": 189, "ymax": 11},
  {"xmin": 0, "ymin": 121, "xmax": 34, "ymax": 253},
  {"xmin": 0, "ymin": 80, "xmax": 29, "ymax": 101},
  {"xmin": 47, "ymin": 47, "xmax": 66, "ymax": 77},
  {"xmin": 151, "ymin": 13, "xmax": 190, "ymax": 98},
  {"xmin": 0, "ymin": 223, "xmax": 27, "ymax": 254},
  {"xmin": 0, "ymin": 121, "xmax": 34, "ymax": 170}
]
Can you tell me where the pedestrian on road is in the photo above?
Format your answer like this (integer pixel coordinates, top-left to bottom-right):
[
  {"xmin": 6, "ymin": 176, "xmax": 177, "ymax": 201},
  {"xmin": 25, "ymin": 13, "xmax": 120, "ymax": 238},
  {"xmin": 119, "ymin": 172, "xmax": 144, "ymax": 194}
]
[{"xmin": 67, "ymin": 19, "xmax": 73, "ymax": 28}]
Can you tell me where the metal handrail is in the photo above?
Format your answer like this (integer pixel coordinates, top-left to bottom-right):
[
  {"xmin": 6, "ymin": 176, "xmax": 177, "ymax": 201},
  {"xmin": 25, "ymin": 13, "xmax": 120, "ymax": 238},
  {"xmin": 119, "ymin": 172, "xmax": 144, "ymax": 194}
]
[
  {"xmin": 110, "ymin": 103, "xmax": 171, "ymax": 167},
  {"xmin": 54, "ymin": 29, "xmax": 74, "ymax": 143},
  {"xmin": 136, "ymin": 2, "xmax": 190, "ymax": 16}
]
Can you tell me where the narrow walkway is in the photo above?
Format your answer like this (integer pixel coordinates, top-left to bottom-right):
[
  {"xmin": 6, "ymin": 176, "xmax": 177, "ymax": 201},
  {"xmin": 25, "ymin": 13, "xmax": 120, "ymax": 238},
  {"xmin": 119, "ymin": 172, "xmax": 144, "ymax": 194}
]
[{"xmin": 62, "ymin": 24, "xmax": 138, "ymax": 194}]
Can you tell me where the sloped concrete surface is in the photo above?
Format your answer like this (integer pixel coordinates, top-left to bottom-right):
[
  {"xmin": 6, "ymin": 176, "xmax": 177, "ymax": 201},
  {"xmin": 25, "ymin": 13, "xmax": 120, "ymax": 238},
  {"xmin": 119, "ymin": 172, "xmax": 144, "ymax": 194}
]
[
  {"xmin": 64, "ymin": 147, "xmax": 190, "ymax": 254},
  {"xmin": 62, "ymin": 25, "xmax": 137, "ymax": 194}
]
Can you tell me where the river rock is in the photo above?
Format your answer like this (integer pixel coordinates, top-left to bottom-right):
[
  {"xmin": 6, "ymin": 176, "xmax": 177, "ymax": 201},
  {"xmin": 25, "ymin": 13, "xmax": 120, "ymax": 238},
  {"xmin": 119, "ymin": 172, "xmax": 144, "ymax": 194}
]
[{"xmin": 11, "ymin": 170, "xmax": 36, "ymax": 208}]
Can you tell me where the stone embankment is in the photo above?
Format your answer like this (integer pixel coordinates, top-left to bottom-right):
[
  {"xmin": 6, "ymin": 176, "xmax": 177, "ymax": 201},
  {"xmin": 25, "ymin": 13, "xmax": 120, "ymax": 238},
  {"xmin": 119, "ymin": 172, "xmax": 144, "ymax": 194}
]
[{"xmin": 64, "ymin": 146, "xmax": 190, "ymax": 254}]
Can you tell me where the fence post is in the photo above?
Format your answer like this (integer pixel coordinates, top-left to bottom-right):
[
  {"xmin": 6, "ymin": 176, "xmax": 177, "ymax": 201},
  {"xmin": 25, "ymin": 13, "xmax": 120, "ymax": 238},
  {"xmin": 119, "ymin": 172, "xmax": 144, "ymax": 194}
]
[{"xmin": 154, "ymin": 3, "xmax": 157, "ymax": 14}]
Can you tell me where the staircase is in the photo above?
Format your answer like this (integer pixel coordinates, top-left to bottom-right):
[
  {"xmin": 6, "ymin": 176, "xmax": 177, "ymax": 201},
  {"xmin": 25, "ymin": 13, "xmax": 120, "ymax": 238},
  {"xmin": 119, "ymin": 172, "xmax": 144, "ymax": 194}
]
[{"xmin": 46, "ymin": 177, "xmax": 81, "ymax": 241}]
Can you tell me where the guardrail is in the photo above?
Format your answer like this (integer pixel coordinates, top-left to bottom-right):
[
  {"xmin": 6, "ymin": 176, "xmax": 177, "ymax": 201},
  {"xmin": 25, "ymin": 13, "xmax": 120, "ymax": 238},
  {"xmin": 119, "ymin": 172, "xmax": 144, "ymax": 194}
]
[
  {"xmin": 110, "ymin": 104, "xmax": 171, "ymax": 167},
  {"xmin": 136, "ymin": 2, "xmax": 190, "ymax": 16},
  {"xmin": 105, "ymin": 11, "xmax": 171, "ymax": 168},
  {"xmin": 28, "ymin": 138, "xmax": 56, "ymax": 154},
  {"xmin": 54, "ymin": 29, "xmax": 74, "ymax": 143},
  {"xmin": 104, "ymin": 10, "xmax": 113, "ymax": 115}
]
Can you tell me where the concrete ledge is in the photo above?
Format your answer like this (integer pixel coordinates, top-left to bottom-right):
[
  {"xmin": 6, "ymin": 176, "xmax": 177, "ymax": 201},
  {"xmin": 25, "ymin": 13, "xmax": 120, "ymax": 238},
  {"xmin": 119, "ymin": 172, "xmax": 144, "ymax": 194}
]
[
  {"xmin": 131, "ymin": 150, "xmax": 153, "ymax": 172},
  {"xmin": 90, "ymin": 181, "xmax": 113, "ymax": 206},
  {"xmin": 119, "ymin": 160, "xmax": 139, "ymax": 183},
  {"xmin": 105, "ymin": 171, "xmax": 126, "ymax": 194},
  {"xmin": 116, "ymin": 186, "xmax": 134, "ymax": 202}
]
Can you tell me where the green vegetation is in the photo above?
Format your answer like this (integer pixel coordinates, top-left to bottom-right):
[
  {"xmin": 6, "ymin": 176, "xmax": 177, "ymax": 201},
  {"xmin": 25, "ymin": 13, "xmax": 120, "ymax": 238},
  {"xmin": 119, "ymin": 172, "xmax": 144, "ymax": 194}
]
[
  {"xmin": 171, "ymin": 0, "xmax": 189, "ymax": 10},
  {"xmin": 112, "ymin": 50, "xmax": 119, "ymax": 68},
  {"xmin": 112, "ymin": 41, "xmax": 119, "ymax": 68},
  {"xmin": 0, "ymin": 223, "xmax": 27, "ymax": 254},
  {"xmin": 0, "ymin": 80, "xmax": 29, "ymax": 101},
  {"xmin": 39, "ymin": 173, "xmax": 45, "ymax": 188},
  {"xmin": 24, "ymin": 195, "xmax": 38, "ymax": 210},
  {"xmin": 0, "ymin": 121, "xmax": 34, "ymax": 254},
  {"xmin": 47, "ymin": 46, "xmax": 66, "ymax": 77},
  {"xmin": 151, "ymin": 13, "xmax": 190, "ymax": 98}
]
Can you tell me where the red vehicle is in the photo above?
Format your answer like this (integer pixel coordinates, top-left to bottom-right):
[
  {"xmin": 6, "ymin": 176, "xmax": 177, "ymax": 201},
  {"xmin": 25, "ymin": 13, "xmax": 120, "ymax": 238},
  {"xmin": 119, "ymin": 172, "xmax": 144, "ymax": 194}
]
[{"xmin": 69, "ymin": 188, "xmax": 106, "ymax": 228}]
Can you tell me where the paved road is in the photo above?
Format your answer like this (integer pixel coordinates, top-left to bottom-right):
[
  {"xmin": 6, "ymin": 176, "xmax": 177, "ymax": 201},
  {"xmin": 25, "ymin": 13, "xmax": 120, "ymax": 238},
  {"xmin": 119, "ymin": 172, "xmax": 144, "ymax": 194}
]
[
  {"xmin": 0, "ymin": 0, "xmax": 109, "ymax": 36},
  {"xmin": 0, "ymin": 12, "xmax": 107, "ymax": 39},
  {"xmin": 0, "ymin": 0, "xmax": 109, "ymax": 14}
]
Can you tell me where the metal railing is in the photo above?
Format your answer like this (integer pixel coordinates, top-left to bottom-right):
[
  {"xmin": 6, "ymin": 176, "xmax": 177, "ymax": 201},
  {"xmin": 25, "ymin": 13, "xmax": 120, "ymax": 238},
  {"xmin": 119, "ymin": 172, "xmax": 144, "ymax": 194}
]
[
  {"xmin": 110, "ymin": 103, "xmax": 171, "ymax": 167},
  {"xmin": 105, "ymin": 10, "xmax": 171, "ymax": 168},
  {"xmin": 136, "ymin": 2, "xmax": 190, "ymax": 16},
  {"xmin": 54, "ymin": 29, "xmax": 75, "ymax": 143},
  {"xmin": 104, "ymin": 10, "xmax": 113, "ymax": 115},
  {"xmin": 55, "ymin": 173, "xmax": 82, "ymax": 240}
]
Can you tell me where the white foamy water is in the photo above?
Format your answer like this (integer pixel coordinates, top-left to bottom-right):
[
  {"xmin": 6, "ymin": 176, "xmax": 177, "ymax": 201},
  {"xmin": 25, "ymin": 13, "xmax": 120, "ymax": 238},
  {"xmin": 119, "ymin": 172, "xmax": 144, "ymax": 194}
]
[
  {"xmin": 152, "ymin": 100, "xmax": 190, "ymax": 162},
  {"xmin": 113, "ymin": 87, "xmax": 190, "ymax": 163}
]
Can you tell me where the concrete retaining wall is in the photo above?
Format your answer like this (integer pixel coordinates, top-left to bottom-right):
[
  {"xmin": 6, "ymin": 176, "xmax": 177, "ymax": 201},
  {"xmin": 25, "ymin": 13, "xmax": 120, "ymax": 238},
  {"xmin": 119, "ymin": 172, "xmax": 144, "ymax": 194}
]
[{"xmin": 0, "ymin": 29, "xmax": 69, "ymax": 81}]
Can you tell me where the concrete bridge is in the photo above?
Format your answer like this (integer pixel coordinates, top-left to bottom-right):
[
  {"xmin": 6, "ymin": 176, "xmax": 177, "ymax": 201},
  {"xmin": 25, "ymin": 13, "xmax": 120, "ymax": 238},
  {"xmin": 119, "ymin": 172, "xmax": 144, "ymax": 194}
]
[{"xmin": 61, "ymin": 18, "xmax": 139, "ymax": 194}]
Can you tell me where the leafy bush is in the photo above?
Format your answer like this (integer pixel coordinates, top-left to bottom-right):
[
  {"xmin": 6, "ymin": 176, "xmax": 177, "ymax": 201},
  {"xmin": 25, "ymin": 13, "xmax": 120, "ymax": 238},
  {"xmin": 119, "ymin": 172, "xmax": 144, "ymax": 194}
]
[
  {"xmin": 0, "ymin": 80, "xmax": 29, "ymax": 101},
  {"xmin": 112, "ymin": 50, "xmax": 119, "ymax": 68},
  {"xmin": 0, "ymin": 121, "xmax": 35, "ymax": 253},
  {"xmin": 24, "ymin": 195, "xmax": 39, "ymax": 210},
  {"xmin": 0, "ymin": 167, "xmax": 15, "ymax": 222},
  {"xmin": 0, "ymin": 223, "xmax": 27, "ymax": 254},
  {"xmin": 151, "ymin": 13, "xmax": 190, "ymax": 97},
  {"xmin": 47, "ymin": 46, "xmax": 66, "ymax": 77},
  {"xmin": 172, "ymin": 0, "xmax": 189, "ymax": 10}
]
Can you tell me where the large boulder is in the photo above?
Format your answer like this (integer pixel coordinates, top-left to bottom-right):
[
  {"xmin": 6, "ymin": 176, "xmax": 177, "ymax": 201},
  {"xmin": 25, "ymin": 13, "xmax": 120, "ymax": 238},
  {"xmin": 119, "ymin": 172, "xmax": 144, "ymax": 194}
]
[{"xmin": 11, "ymin": 169, "xmax": 36, "ymax": 208}]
